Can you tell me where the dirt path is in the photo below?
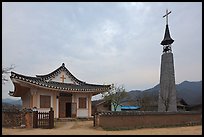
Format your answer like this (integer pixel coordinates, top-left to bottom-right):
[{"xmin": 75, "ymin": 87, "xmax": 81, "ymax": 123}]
[{"xmin": 2, "ymin": 121, "xmax": 202, "ymax": 135}]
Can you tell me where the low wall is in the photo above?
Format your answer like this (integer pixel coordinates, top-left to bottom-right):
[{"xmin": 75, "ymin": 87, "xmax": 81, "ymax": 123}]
[
  {"xmin": 94, "ymin": 111, "xmax": 202, "ymax": 129},
  {"xmin": 2, "ymin": 108, "xmax": 33, "ymax": 128}
]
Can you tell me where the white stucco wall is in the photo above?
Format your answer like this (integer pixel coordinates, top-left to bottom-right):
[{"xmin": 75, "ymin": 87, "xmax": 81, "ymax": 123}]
[
  {"xmin": 36, "ymin": 90, "xmax": 54, "ymax": 112},
  {"xmin": 77, "ymin": 109, "xmax": 88, "ymax": 117}
]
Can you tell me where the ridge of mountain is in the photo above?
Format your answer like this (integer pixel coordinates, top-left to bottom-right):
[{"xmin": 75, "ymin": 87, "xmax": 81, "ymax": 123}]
[
  {"xmin": 2, "ymin": 98, "xmax": 22, "ymax": 105},
  {"xmin": 128, "ymin": 80, "xmax": 202, "ymax": 106}
]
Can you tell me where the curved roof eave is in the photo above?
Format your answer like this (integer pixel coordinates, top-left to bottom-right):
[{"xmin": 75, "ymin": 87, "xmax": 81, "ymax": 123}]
[{"xmin": 10, "ymin": 74, "xmax": 111, "ymax": 93}]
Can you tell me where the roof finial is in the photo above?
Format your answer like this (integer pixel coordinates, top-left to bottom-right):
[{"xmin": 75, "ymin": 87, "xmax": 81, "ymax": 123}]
[{"xmin": 62, "ymin": 63, "xmax": 65, "ymax": 67}]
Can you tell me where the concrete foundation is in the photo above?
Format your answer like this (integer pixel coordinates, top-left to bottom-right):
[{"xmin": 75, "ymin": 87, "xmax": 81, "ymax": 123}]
[{"xmin": 158, "ymin": 52, "xmax": 177, "ymax": 112}]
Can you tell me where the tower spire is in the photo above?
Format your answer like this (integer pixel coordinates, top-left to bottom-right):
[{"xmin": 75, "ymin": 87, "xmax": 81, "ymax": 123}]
[
  {"xmin": 158, "ymin": 9, "xmax": 177, "ymax": 112},
  {"xmin": 161, "ymin": 9, "xmax": 174, "ymax": 53}
]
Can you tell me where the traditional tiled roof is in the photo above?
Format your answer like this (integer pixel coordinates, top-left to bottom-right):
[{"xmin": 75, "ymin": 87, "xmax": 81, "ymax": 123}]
[{"xmin": 10, "ymin": 63, "xmax": 111, "ymax": 94}]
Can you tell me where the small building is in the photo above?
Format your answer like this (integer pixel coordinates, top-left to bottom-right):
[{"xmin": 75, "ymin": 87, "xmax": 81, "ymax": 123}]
[
  {"xmin": 9, "ymin": 63, "xmax": 111, "ymax": 118},
  {"xmin": 177, "ymin": 98, "xmax": 189, "ymax": 111},
  {"xmin": 91, "ymin": 100, "xmax": 111, "ymax": 115}
]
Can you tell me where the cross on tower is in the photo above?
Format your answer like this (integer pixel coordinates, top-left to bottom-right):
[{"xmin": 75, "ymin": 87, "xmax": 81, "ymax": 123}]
[
  {"xmin": 163, "ymin": 9, "xmax": 172, "ymax": 25},
  {"xmin": 60, "ymin": 74, "xmax": 66, "ymax": 83}
]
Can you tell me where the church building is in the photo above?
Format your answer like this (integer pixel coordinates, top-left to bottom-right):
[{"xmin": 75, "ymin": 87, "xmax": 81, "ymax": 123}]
[{"xmin": 9, "ymin": 63, "xmax": 111, "ymax": 118}]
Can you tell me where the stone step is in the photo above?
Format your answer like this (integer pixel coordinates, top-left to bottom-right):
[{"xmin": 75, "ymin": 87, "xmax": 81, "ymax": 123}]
[
  {"xmin": 55, "ymin": 117, "xmax": 93, "ymax": 122},
  {"xmin": 55, "ymin": 118, "xmax": 77, "ymax": 122}
]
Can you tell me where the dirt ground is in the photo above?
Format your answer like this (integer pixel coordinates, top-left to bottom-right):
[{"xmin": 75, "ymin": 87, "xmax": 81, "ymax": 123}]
[{"xmin": 2, "ymin": 120, "xmax": 202, "ymax": 135}]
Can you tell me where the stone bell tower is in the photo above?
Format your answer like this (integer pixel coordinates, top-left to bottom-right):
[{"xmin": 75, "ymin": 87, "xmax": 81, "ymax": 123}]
[{"xmin": 158, "ymin": 9, "xmax": 177, "ymax": 112}]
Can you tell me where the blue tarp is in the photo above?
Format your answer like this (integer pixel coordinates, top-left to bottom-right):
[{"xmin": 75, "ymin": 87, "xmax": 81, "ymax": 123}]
[{"xmin": 121, "ymin": 106, "xmax": 141, "ymax": 110}]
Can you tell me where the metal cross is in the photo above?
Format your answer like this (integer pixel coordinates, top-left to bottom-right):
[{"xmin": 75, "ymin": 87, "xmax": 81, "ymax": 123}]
[
  {"xmin": 163, "ymin": 9, "xmax": 172, "ymax": 25},
  {"xmin": 60, "ymin": 74, "xmax": 66, "ymax": 83}
]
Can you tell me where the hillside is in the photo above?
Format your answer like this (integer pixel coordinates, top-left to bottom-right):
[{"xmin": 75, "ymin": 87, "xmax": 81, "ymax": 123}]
[
  {"xmin": 127, "ymin": 80, "xmax": 202, "ymax": 106},
  {"xmin": 2, "ymin": 98, "xmax": 22, "ymax": 109}
]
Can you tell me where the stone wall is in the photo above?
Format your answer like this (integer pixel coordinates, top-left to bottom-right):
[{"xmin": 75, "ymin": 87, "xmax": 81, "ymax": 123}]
[
  {"xmin": 2, "ymin": 108, "xmax": 33, "ymax": 128},
  {"xmin": 94, "ymin": 111, "xmax": 202, "ymax": 129}
]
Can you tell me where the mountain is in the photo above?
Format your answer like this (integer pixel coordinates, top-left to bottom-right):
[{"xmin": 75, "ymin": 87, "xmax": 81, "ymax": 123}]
[
  {"xmin": 127, "ymin": 80, "xmax": 202, "ymax": 106},
  {"xmin": 2, "ymin": 98, "xmax": 22, "ymax": 106},
  {"xmin": 176, "ymin": 80, "xmax": 202, "ymax": 105}
]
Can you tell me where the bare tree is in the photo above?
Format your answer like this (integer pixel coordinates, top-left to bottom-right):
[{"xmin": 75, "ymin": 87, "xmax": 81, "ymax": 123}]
[
  {"xmin": 158, "ymin": 82, "xmax": 177, "ymax": 112},
  {"xmin": 2, "ymin": 64, "xmax": 15, "ymax": 84},
  {"xmin": 159, "ymin": 90, "xmax": 171, "ymax": 111},
  {"xmin": 136, "ymin": 92, "xmax": 158, "ymax": 111},
  {"xmin": 102, "ymin": 84, "xmax": 127, "ymax": 111}
]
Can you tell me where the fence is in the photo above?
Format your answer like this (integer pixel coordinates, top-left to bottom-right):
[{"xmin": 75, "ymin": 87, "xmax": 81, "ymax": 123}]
[{"xmin": 33, "ymin": 107, "xmax": 54, "ymax": 129}]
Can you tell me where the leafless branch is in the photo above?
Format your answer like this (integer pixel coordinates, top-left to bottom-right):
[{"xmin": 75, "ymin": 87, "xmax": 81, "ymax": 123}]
[{"xmin": 2, "ymin": 64, "xmax": 15, "ymax": 84}]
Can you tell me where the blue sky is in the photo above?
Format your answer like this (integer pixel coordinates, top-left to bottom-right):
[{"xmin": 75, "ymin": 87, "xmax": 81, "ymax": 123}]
[{"xmin": 2, "ymin": 2, "xmax": 202, "ymax": 100}]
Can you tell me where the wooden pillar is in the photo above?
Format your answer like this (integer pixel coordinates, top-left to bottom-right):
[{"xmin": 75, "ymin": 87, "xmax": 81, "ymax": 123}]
[
  {"xmin": 31, "ymin": 90, "xmax": 37, "ymax": 108},
  {"xmin": 33, "ymin": 110, "xmax": 38, "ymax": 128},
  {"xmin": 72, "ymin": 94, "xmax": 77, "ymax": 118},
  {"xmin": 49, "ymin": 107, "xmax": 54, "ymax": 129},
  {"xmin": 30, "ymin": 95, "xmax": 33, "ymax": 108},
  {"xmin": 52, "ymin": 92, "xmax": 58, "ymax": 118},
  {"xmin": 56, "ymin": 95, "xmax": 59, "ymax": 118},
  {"xmin": 71, "ymin": 102, "xmax": 77, "ymax": 118},
  {"xmin": 88, "ymin": 94, "xmax": 92, "ymax": 118}
]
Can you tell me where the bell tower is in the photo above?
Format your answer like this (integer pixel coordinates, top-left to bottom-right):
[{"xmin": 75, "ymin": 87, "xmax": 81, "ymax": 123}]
[{"xmin": 158, "ymin": 9, "xmax": 177, "ymax": 112}]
